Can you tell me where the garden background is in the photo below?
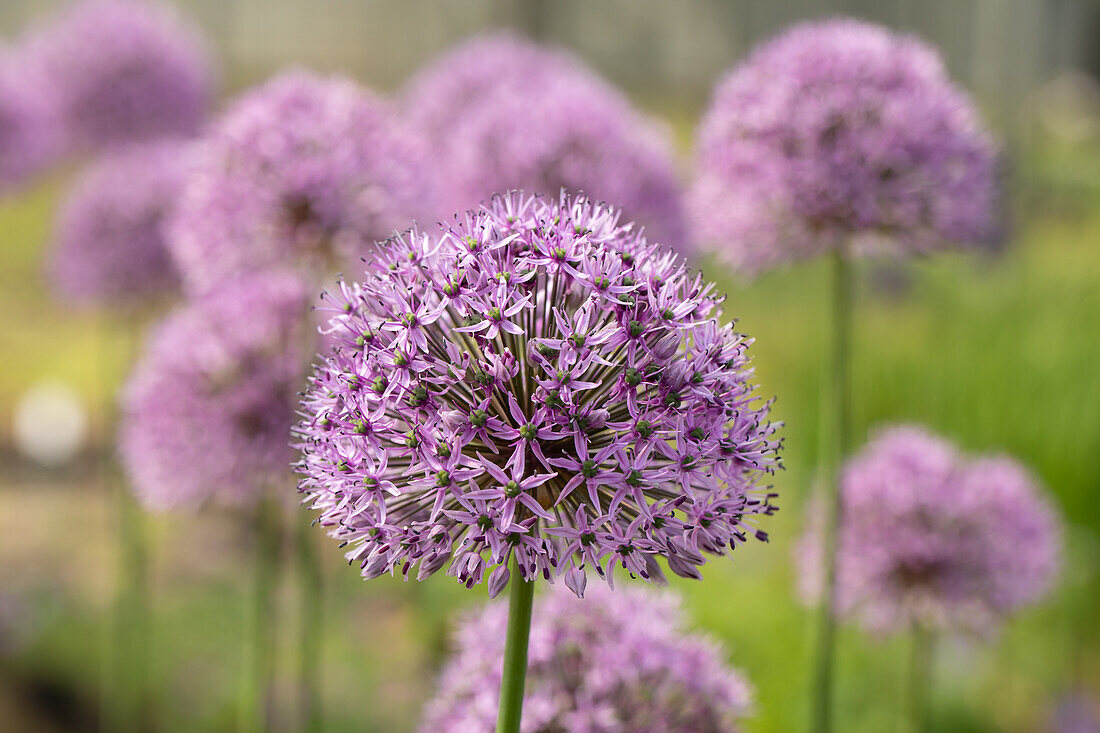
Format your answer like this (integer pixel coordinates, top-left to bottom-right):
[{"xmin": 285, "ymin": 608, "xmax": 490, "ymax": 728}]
[{"xmin": 1, "ymin": 0, "xmax": 1099, "ymax": 731}]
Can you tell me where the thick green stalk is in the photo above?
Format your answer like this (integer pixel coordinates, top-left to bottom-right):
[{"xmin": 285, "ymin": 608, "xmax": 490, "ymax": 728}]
[
  {"xmin": 495, "ymin": 559, "xmax": 535, "ymax": 733},
  {"xmin": 811, "ymin": 250, "xmax": 853, "ymax": 733},
  {"xmin": 242, "ymin": 497, "xmax": 280, "ymax": 733},
  {"xmin": 908, "ymin": 625, "xmax": 933, "ymax": 733},
  {"xmin": 295, "ymin": 515, "xmax": 322, "ymax": 732}
]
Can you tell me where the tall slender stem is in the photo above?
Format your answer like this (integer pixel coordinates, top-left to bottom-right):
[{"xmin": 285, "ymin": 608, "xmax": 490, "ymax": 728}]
[
  {"xmin": 112, "ymin": 482, "xmax": 149, "ymax": 731},
  {"xmin": 107, "ymin": 315, "xmax": 150, "ymax": 732},
  {"xmin": 243, "ymin": 497, "xmax": 280, "ymax": 733},
  {"xmin": 495, "ymin": 558, "xmax": 535, "ymax": 733},
  {"xmin": 811, "ymin": 250, "xmax": 853, "ymax": 733},
  {"xmin": 908, "ymin": 625, "xmax": 933, "ymax": 733},
  {"xmin": 295, "ymin": 515, "xmax": 323, "ymax": 732}
]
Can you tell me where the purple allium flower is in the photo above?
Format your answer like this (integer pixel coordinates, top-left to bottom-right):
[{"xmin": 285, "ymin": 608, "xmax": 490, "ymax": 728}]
[
  {"xmin": 420, "ymin": 582, "xmax": 753, "ymax": 732},
  {"xmin": 797, "ymin": 426, "xmax": 1061, "ymax": 636},
  {"xmin": 28, "ymin": 0, "xmax": 213, "ymax": 151},
  {"xmin": 690, "ymin": 19, "xmax": 999, "ymax": 273},
  {"xmin": 403, "ymin": 33, "xmax": 688, "ymax": 254},
  {"xmin": 0, "ymin": 47, "xmax": 58, "ymax": 190},
  {"xmin": 1051, "ymin": 692, "xmax": 1100, "ymax": 733},
  {"xmin": 170, "ymin": 70, "xmax": 431, "ymax": 294},
  {"xmin": 120, "ymin": 271, "xmax": 308, "ymax": 509},
  {"xmin": 47, "ymin": 139, "xmax": 189, "ymax": 306},
  {"xmin": 295, "ymin": 192, "xmax": 781, "ymax": 597}
]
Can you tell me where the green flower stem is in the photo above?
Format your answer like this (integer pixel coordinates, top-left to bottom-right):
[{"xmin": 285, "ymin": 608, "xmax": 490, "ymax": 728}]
[
  {"xmin": 107, "ymin": 316, "xmax": 150, "ymax": 732},
  {"xmin": 243, "ymin": 497, "xmax": 280, "ymax": 733},
  {"xmin": 295, "ymin": 514, "xmax": 323, "ymax": 732},
  {"xmin": 496, "ymin": 558, "xmax": 535, "ymax": 733},
  {"xmin": 112, "ymin": 482, "xmax": 149, "ymax": 731},
  {"xmin": 812, "ymin": 250, "xmax": 853, "ymax": 733},
  {"xmin": 908, "ymin": 624, "xmax": 934, "ymax": 733}
]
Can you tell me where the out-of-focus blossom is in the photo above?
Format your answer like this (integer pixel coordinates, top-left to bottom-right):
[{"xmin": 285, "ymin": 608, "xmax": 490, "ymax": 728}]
[
  {"xmin": 120, "ymin": 272, "xmax": 308, "ymax": 509},
  {"xmin": 420, "ymin": 582, "xmax": 753, "ymax": 733},
  {"xmin": 691, "ymin": 18, "xmax": 999, "ymax": 273},
  {"xmin": 170, "ymin": 70, "xmax": 431, "ymax": 294},
  {"xmin": 1051, "ymin": 692, "xmax": 1100, "ymax": 733},
  {"xmin": 403, "ymin": 33, "xmax": 688, "ymax": 253},
  {"xmin": 295, "ymin": 192, "xmax": 781, "ymax": 597},
  {"xmin": 48, "ymin": 140, "xmax": 188, "ymax": 306},
  {"xmin": 798, "ymin": 425, "xmax": 1060, "ymax": 635},
  {"xmin": 0, "ymin": 47, "xmax": 58, "ymax": 190},
  {"xmin": 28, "ymin": 0, "xmax": 214, "ymax": 150},
  {"xmin": 13, "ymin": 381, "xmax": 88, "ymax": 467}
]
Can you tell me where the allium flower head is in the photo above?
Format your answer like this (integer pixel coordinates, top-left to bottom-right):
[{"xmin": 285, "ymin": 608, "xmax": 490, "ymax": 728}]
[
  {"xmin": 403, "ymin": 33, "xmax": 688, "ymax": 253},
  {"xmin": 422, "ymin": 582, "xmax": 753, "ymax": 732},
  {"xmin": 170, "ymin": 70, "xmax": 431, "ymax": 294},
  {"xmin": 48, "ymin": 139, "xmax": 188, "ymax": 306},
  {"xmin": 1050, "ymin": 693, "xmax": 1100, "ymax": 733},
  {"xmin": 29, "ymin": 0, "xmax": 214, "ymax": 150},
  {"xmin": 0, "ymin": 47, "xmax": 58, "ymax": 190},
  {"xmin": 295, "ymin": 192, "xmax": 781, "ymax": 597},
  {"xmin": 798, "ymin": 425, "xmax": 1061, "ymax": 635},
  {"xmin": 121, "ymin": 272, "xmax": 308, "ymax": 509},
  {"xmin": 691, "ymin": 18, "xmax": 999, "ymax": 273}
]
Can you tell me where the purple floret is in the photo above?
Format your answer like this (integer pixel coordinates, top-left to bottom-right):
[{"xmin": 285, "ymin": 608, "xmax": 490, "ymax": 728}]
[
  {"xmin": 403, "ymin": 33, "xmax": 688, "ymax": 254},
  {"xmin": 691, "ymin": 18, "xmax": 999, "ymax": 273},
  {"xmin": 295, "ymin": 191, "xmax": 781, "ymax": 597},
  {"xmin": 798, "ymin": 425, "xmax": 1061, "ymax": 635},
  {"xmin": 120, "ymin": 271, "xmax": 308, "ymax": 509},
  {"xmin": 170, "ymin": 70, "xmax": 432, "ymax": 294},
  {"xmin": 28, "ymin": 0, "xmax": 214, "ymax": 151},
  {"xmin": 48, "ymin": 139, "xmax": 189, "ymax": 306},
  {"xmin": 421, "ymin": 582, "xmax": 753, "ymax": 733}
]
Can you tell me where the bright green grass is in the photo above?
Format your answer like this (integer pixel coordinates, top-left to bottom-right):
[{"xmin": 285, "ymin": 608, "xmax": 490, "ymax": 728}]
[{"xmin": 2, "ymin": 156, "xmax": 1099, "ymax": 731}]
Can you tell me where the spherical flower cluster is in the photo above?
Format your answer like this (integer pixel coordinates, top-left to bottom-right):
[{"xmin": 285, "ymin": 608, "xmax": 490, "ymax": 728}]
[
  {"xmin": 0, "ymin": 48, "xmax": 58, "ymax": 190},
  {"xmin": 421, "ymin": 582, "xmax": 753, "ymax": 732},
  {"xmin": 120, "ymin": 272, "xmax": 308, "ymax": 509},
  {"xmin": 690, "ymin": 18, "xmax": 999, "ymax": 273},
  {"xmin": 797, "ymin": 425, "xmax": 1060, "ymax": 635},
  {"xmin": 403, "ymin": 33, "xmax": 688, "ymax": 253},
  {"xmin": 170, "ymin": 70, "xmax": 431, "ymax": 294},
  {"xmin": 295, "ymin": 192, "xmax": 781, "ymax": 597},
  {"xmin": 28, "ymin": 0, "xmax": 214, "ymax": 150},
  {"xmin": 48, "ymin": 140, "xmax": 189, "ymax": 306}
]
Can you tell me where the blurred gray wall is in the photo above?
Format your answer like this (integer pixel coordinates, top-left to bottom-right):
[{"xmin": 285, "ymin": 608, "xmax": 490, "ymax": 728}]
[{"xmin": 2, "ymin": 0, "xmax": 1098, "ymax": 143}]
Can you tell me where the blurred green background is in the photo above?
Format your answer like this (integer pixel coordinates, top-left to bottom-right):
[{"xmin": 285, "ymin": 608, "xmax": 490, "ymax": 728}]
[{"xmin": 2, "ymin": 1, "xmax": 1100, "ymax": 731}]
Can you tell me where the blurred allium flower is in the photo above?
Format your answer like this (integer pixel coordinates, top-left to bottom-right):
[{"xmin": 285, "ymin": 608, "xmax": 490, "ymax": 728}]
[
  {"xmin": 691, "ymin": 18, "xmax": 999, "ymax": 273},
  {"xmin": 121, "ymin": 272, "xmax": 308, "ymax": 509},
  {"xmin": 170, "ymin": 70, "xmax": 431, "ymax": 294},
  {"xmin": 48, "ymin": 140, "xmax": 188, "ymax": 306},
  {"xmin": 421, "ymin": 582, "xmax": 752, "ymax": 733},
  {"xmin": 295, "ymin": 192, "xmax": 781, "ymax": 597},
  {"xmin": 29, "ymin": 0, "xmax": 214, "ymax": 150},
  {"xmin": 798, "ymin": 426, "xmax": 1060, "ymax": 635},
  {"xmin": 403, "ymin": 33, "xmax": 688, "ymax": 253},
  {"xmin": 1051, "ymin": 692, "xmax": 1100, "ymax": 733},
  {"xmin": 0, "ymin": 48, "xmax": 58, "ymax": 190}
]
